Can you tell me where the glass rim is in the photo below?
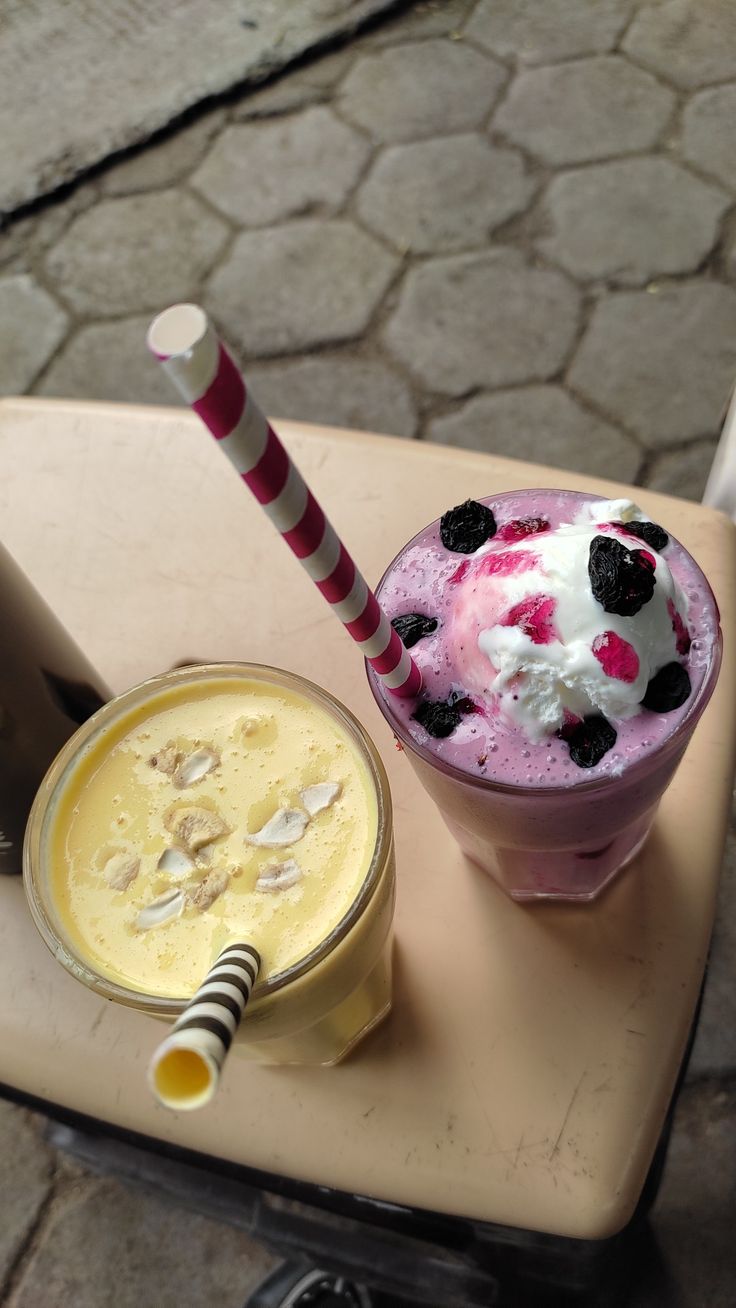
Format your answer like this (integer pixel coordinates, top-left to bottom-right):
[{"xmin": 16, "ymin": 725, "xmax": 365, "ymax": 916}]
[
  {"xmin": 367, "ymin": 489, "xmax": 723, "ymax": 798},
  {"xmin": 23, "ymin": 661, "xmax": 393, "ymax": 1016}
]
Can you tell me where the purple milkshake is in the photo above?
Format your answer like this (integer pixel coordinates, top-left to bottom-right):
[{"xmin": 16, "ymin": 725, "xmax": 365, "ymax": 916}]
[{"xmin": 368, "ymin": 490, "xmax": 722, "ymax": 902}]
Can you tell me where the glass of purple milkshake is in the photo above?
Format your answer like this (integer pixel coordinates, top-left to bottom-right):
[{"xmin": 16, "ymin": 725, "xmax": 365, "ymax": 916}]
[{"xmin": 368, "ymin": 490, "xmax": 722, "ymax": 903}]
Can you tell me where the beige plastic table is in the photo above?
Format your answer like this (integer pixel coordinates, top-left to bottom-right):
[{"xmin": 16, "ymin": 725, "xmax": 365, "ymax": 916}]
[{"xmin": 1, "ymin": 397, "xmax": 734, "ymax": 1243}]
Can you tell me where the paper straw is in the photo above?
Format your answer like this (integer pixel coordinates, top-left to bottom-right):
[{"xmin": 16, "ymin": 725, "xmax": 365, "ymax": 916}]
[
  {"xmin": 149, "ymin": 942, "xmax": 260, "ymax": 1111},
  {"xmin": 147, "ymin": 304, "xmax": 422, "ymax": 698}
]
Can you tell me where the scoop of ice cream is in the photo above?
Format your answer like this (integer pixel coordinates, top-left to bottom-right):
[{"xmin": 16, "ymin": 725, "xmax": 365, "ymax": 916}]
[{"xmin": 448, "ymin": 499, "xmax": 689, "ymax": 741}]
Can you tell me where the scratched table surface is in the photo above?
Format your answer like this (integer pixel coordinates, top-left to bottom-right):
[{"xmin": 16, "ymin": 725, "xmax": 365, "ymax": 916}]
[{"xmin": 0, "ymin": 397, "xmax": 734, "ymax": 1240}]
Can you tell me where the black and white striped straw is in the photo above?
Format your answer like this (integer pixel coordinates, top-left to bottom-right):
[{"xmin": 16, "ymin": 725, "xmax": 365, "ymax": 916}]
[{"xmin": 148, "ymin": 943, "xmax": 261, "ymax": 1110}]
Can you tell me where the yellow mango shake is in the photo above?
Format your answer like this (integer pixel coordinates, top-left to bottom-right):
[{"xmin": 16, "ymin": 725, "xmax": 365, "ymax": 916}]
[{"xmin": 24, "ymin": 664, "xmax": 395, "ymax": 1065}]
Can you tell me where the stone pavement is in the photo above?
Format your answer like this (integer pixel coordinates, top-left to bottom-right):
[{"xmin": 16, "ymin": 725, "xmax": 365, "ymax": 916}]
[
  {"xmin": 0, "ymin": 0, "xmax": 735, "ymax": 1303},
  {"xmin": 0, "ymin": 0, "xmax": 407, "ymax": 214}
]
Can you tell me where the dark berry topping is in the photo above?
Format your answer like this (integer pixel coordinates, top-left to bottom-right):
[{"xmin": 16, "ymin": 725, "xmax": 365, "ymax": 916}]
[
  {"xmin": 412, "ymin": 698, "xmax": 463, "ymax": 738},
  {"xmin": 613, "ymin": 519, "xmax": 668, "ymax": 552},
  {"xmin": 391, "ymin": 612, "xmax": 438, "ymax": 649},
  {"xmin": 641, "ymin": 662, "xmax": 691, "ymax": 713},
  {"xmin": 411, "ymin": 692, "xmax": 476, "ymax": 738},
  {"xmin": 448, "ymin": 690, "xmax": 478, "ymax": 715},
  {"xmin": 559, "ymin": 715, "xmax": 617, "ymax": 769},
  {"xmin": 495, "ymin": 516, "xmax": 550, "ymax": 543},
  {"xmin": 440, "ymin": 499, "xmax": 496, "ymax": 554},
  {"xmin": 588, "ymin": 535, "xmax": 656, "ymax": 616}
]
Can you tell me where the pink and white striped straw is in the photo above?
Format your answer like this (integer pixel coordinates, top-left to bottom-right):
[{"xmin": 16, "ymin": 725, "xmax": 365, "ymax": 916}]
[{"xmin": 147, "ymin": 304, "xmax": 421, "ymax": 697}]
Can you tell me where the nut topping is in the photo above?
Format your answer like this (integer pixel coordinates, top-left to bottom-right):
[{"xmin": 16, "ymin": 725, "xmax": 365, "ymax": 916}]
[
  {"xmin": 255, "ymin": 859, "xmax": 303, "ymax": 893},
  {"xmin": 245, "ymin": 808, "xmax": 309, "ymax": 848},
  {"xmin": 156, "ymin": 847, "xmax": 196, "ymax": 879},
  {"xmin": 164, "ymin": 805, "xmax": 230, "ymax": 851},
  {"xmin": 300, "ymin": 781, "xmax": 341, "ymax": 816},
  {"xmin": 148, "ymin": 744, "xmax": 180, "ymax": 775},
  {"xmin": 188, "ymin": 868, "xmax": 230, "ymax": 911},
  {"xmin": 173, "ymin": 747, "xmax": 220, "ymax": 789},
  {"xmin": 103, "ymin": 852, "xmax": 140, "ymax": 891},
  {"xmin": 135, "ymin": 888, "xmax": 186, "ymax": 930}
]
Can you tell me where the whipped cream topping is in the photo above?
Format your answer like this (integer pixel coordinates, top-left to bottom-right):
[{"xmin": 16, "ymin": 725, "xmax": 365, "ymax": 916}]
[{"xmin": 449, "ymin": 499, "xmax": 688, "ymax": 741}]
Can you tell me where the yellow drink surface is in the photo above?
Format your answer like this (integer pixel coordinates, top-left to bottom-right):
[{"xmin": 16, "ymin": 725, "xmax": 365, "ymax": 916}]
[{"xmin": 48, "ymin": 675, "xmax": 378, "ymax": 999}]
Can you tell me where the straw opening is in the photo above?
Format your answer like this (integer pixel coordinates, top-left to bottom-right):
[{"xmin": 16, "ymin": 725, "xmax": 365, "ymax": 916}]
[
  {"xmin": 147, "ymin": 303, "xmax": 208, "ymax": 358},
  {"xmin": 151, "ymin": 1044, "xmax": 217, "ymax": 1110}
]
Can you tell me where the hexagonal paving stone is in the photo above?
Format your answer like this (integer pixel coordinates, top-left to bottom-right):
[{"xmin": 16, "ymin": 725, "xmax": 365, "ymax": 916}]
[
  {"xmin": 356, "ymin": 135, "xmax": 534, "ymax": 254},
  {"xmin": 191, "ymin": 108, "xmax": 371, "ymax": 227},
  {"xmin": 383, "ymin": 249, "xmax": 580, "ymax": 396},
  {"xmin": 426, "ymin": 385, "xmax": 641, "ymax": 482},
  {"xmin": 246, "ymin": 355, "xmax": 416, "ymax": 438},
  {"xmin": 0, "ymin": 275, "xmax": 68, "ymax": 393},
  {"xmin": 338, "ymin": 39, "xmax": 506, "ymax": 143},
  {"xmin": 362, "ymin": 0, "xmax": 476, "ymax": 45},
  {"xmin": 45, "ymin": 190, "xmax": 228, "ymax": 318},
  {"xmin": 681, "ymin": 84, "xmax": 736, "ymax": 192},
  {"xmin": 622, "ymin": 0, "xmax": 736, "ymax": 90},
  {"xmin": 206, "ymin": 220, "xmax": 398, "ymax": 356},
  {"xmin": 537, "ymin": 158, "xmax": 729, "ymax": 285},
  {"xmin": 232, "ymin": 48, "xmax": 354, "ymax": 120},
  {"xmin": 466, "ymin": 0, "xmax": 633, "ymax": 64},
  {"xmin": 36, "ymin": 317, "xmax": 179, "ymax": 405},
  {"xmin": 100, "ymin": 109, "xmax": 226, "ymax": 196},
  {"xmin": 0, "ymin": 186, "xmax": 98, "ymax": 275},
  {"xmin": 568, "ymin": 282, "xmax": 736, "ymax": 447},
  {"xmin": 645, "ymin": 439, "xmax": 719, "ymax": 502},
  {"xmin": 493, "ymin": 57, "xmax": 675, "ymax": 166}
]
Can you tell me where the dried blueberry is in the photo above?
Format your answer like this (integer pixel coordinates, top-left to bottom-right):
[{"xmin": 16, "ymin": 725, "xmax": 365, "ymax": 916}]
[
  {"xmin": 613, "ymin": 519, "xmax": 669, "ymax": 552},
  {"xmin": 588, "ymin": 535, "xmax": 656, "ymax": 616},
  {"xmin": 412, "ymin": 698, "xmax": 463, "ymax": 738},
  {"xmin": 440, "ymin": 499, "xmax": 496, "ymax": 554},
  {"xmin": 391, "ymin": 612, "xmax": 438, "ymax": 649},
  {"xmin": 641, "ymin": 662, "xmax": 691, "ymax": 712},
  {"xmin": 560, "ymin": 715, "xmax": 617, "ymax": 768}
]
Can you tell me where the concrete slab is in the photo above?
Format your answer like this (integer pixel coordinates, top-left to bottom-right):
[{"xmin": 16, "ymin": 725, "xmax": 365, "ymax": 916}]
[{"xmin": 0, "ymin": 0, "xmax": 405, "ymax": 216}]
